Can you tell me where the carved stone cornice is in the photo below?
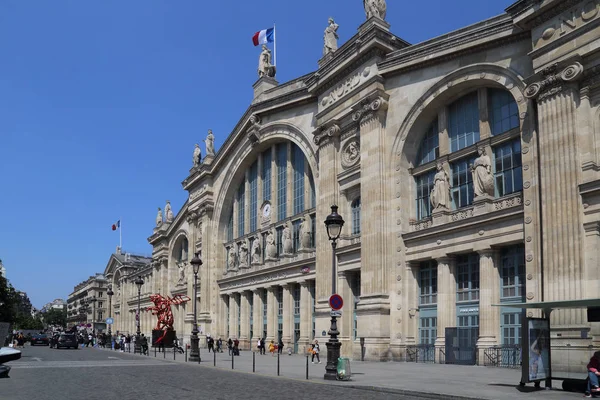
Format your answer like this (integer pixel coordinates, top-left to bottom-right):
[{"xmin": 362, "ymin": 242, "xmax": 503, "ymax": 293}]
[
  {"xmin": 524, "ymin": 61, "xmax": 584, "ymax": 101},
  {"xmin": 186, "ymin": 211, "xmax": 198, "ymax": 225},
  {"xmin": 313, "ymin": 123, "xmax": 341, "ymax": 146},
  {"xmin": 351, "ymin": 96, "xmax": 388, "ymax": 125}
]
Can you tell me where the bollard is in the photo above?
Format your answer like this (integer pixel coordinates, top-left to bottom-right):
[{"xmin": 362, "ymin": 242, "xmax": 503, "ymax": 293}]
[
  {"xmin": 164, "ymin": 347, "xmax": 166, "ymax": 359},
  {"xmin": 154, "ymin": 346, "xmax": 157, "ymax": 357},
  {"xmin": 214, "ymin": 349, "xmax": 216, "ymax": 366},
  {"xmin": 253, "ymin": 351, "xmax": 255, "ymax": 373},
  {"xmin": 173, "ymin": 346, "xmax": 176, "ymax": 361},
  {"xmin": 185, "ymin": 346, "xmax": 188, "ymax": 362},
  {"xmin": 277, "ymin": 352, "xmax": 280, "ymax": 376},
  {"xmin": 306, "ymin": 354, "xmax": 309, "ymax": 380}
]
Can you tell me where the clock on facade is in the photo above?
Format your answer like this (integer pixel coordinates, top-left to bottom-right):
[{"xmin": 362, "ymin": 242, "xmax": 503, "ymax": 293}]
[{"xmin": 263, "ymin": 203, "xmax": 271, "ymax": 218}]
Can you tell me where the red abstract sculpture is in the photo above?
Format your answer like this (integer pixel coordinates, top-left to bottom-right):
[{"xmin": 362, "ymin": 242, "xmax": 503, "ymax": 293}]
[{"xmin": 147, "ymin": 294, "xmax": 190, "ymax": 343}]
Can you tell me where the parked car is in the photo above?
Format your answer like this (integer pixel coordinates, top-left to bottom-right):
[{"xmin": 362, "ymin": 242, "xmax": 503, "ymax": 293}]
[
  {"xmin": 54, "ymin": 334, "xmax": 78, "ymax": 349},
  {"xmin": 30, "ymin": 334, "xmax": 49, "ymax": 346}
]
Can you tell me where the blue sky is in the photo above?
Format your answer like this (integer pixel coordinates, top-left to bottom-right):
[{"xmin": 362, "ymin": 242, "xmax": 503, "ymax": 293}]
[{"xmin": 0, "ymin": 0, "xmax": 515, "ymax": 308}]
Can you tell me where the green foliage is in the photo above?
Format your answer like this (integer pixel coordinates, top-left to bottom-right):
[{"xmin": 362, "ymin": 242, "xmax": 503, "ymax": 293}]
[
  {"xmin": 15, "ymin": 315, "xmax": 44, "ymax": 330},
  {"xmin": 43, "ymin": 307, "xmax": 67, "ymax": 328},
  {"xmin": 0, "ymin": 274, "xmax": 18, "ymax": 323}
]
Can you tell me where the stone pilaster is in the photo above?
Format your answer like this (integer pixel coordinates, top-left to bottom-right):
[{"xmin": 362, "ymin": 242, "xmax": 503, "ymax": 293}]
[
  {"xmin": 228, "ymin": 294, "xmax": 237, "ymax": 339},
  {"xmin": 403, "ymin": 262, "xmax": 419, "ymax": 346},
  {"xmin": 476, "ymin": 249, "xmax": 499, "ymax": 362},
  {"xmin": 244, "ymin": 169, "xmax": 250, "ymax": 235},
  {"xmin": 478, "ymin": 88, "xmax": 491, "ymax": 140},
  {"xmin": 286, "ymin": 142, "xmax": 293, "ymax": 218},
  {"xmin": 270, "ymin": 146, "xmax": 278, "ymax": 216},
  {"xmin": 435, "ymin": 257, "xmax": 456, "ymax": 359},
  {"xmin": 299, "ymin": 281, "xmax": 311, "ymax": 352},
  {"xmin": 240, "ymin": 291, "xmax": 251, "ymax": 349},
  {"xmin": 198, "ymin": 208, "xmax": 213, "ymax": 338},
  {"xmin": 282, "ymin": 284, "xmax": 293, "ymax": 348},
  {"xmin": 525, "ymin": 60, "xmax": 585, "ymax": 327},
  {"xmin": 266, "ymin": 286, "xmax": 277, "ymax": 341},
  {"xmin": 354, "ymin": 94, "xmax": 391, "ymax": 360},
  {"xmin": 219, "ymin": 295, "xmax": 229, "ymax": 339},
  {"xmin": 252, "ymin": 289, "xmax": 263, "ymax": 343},
  {"xmin": 338, "ymin": 271, "xmax": 354, "ymax": 358}
]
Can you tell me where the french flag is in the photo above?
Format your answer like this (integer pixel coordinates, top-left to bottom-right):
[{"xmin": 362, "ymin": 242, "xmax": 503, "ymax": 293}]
[
  {"xmin": 252, "ymin": 27, "xmax": 274, "ymax": 47},
  {"xmin": 112, "ymin": 220, "xmax": 120, "ymax": 231}
]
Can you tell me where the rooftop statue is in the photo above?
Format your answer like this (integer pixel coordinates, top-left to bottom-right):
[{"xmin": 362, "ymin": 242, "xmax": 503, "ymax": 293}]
[
  {"xmin": 205, "ymin": 129, "xmax": 215, "ymax": 156},
  {"xmin": 193, "ymin": 143, "xmax": 201, "ymax": 167},
  {"xmin": 323, "ymin": 18, "xmax": 339, "ymax": 56},
  {"xmin": 363, "ymin": 0, "xmax": 387, "ymax": 20},
  {"xmin": 258, "ymin": 45, "xmax": 276, "ymax": 78}
]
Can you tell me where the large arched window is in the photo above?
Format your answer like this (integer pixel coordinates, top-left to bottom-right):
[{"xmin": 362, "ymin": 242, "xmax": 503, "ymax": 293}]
[
  {"xmin": 413, "ymin": 88, "xmax": 522, "ymax": 220},
  {"xmin": 175, "ymin": 236, "xmax": 189, "ymax": 262},
  {"xmin": 224, "ymin": 141, "xmax": 316, "ymax": 269}
]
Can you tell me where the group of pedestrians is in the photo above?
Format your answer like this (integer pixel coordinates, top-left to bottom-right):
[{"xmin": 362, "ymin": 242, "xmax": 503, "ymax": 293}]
[{"xmin": 206, "ymin": 336, "xmax": 223, "ymax": 353}]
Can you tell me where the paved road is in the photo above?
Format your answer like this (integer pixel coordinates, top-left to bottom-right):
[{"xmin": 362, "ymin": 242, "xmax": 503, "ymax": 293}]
[{"xmin": 3, "ymin": 345, "xmax": 414, "ymax": 400}]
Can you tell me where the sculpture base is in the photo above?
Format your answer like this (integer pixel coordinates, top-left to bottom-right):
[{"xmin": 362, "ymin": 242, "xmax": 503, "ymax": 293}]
[
  {"xmin": 0, "ymin": 365, "xmax": 10, "ymax": 379},
  {"xmin": 152, "ymin": 329, "xmax": 176, "ymax": 348},
  {"xmin": 253, "ymin": 76, "xmax": 279, "ymax": 101}
]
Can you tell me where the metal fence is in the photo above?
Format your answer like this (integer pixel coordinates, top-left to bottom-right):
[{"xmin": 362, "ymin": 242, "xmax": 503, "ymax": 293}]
[
  {"xmin": 483, "ymin": 345, "xmax": 521, "ymax": 368},
  {"xmin": 405, "ymin": 344, "xmax": 436, "ymax": 363}
]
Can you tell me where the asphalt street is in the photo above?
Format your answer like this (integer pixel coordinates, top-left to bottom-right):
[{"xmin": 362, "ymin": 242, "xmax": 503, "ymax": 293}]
[{"xmin": 3, "ymin": 345, "xmax": 414, "ymax": 400}]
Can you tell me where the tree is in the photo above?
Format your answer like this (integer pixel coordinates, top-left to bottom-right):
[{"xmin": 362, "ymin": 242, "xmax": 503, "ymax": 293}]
[
  {"xmin": 43, "ymin": 308, "xmax": 67, "ymax": 328},
  {"xmin": 0, "ymin": 274, "xmax": 18, "ymax": 324}
]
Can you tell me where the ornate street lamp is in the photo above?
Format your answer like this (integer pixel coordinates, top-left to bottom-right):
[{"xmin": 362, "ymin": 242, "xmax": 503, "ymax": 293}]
[
  {"xmin": 189, "ymin": 252, "xmax": 203, "ymax": 362},
  {"xmin": 88, "ymin": 298, "xmax": 97, "ymax": 332},
  {"xmin": 323, "ymin": 205, "xmax": 344, "ymax": 380},
  {"xmin": 134, "ymin": 276, "xmax": 144, "ymax": 354},
  {"xmin": 107, "ymin": 284, "xmax": 114, "ymax": 340}
]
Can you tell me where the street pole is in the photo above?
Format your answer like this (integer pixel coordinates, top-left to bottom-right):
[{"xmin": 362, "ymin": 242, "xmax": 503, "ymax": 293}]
[
  {"xmin": 134, "ymin": 276, "xmax": 144, "ymax": 355},
  {"xmin": 107, "ymin": 285, "xmax": 114, "ymax": 348},
  {"xmin": 323, "ymin": 205, "xmax": 344, "ymax": 381},
  {"xmin": 189, "ymin": 253, "xmax": 202, "ymax": 362}
]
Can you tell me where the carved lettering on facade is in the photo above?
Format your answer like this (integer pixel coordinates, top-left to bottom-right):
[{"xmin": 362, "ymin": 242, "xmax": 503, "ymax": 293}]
[
  {"xmin": 320, "ymin": 67, "xmax": 371, "ymax": 109},
  {"xmin": 534, "ymin": 0, "xmax": 599, "ymax": 49}
]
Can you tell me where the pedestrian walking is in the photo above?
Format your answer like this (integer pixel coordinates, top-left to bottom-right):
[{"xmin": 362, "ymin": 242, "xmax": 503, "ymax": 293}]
[{"xmin": 311, "ymin": 340, "xmax": 321, "ymax": 364}]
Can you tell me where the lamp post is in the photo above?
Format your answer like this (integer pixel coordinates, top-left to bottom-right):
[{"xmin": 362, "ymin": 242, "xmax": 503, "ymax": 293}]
[
  {"xmin": 89, "ymin": 298, "xmax": 97, "ymax": 333},
  {"xmin": 107, "ymin": 285, "xmax": 114, "ymax": 338},
  {"xmin": 189, "ymin": 252, "xmax": 203, "ymax": 362},
  {"xmin": 323, "ymin": 205, "xmax": 344, "ymax": 380},
  {"xmin": 134, "ymin": 276, "xmax": 144, "ymax": 354}
]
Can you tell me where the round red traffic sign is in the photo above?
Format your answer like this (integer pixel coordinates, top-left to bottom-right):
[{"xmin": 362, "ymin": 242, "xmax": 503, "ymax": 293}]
[{"xmin": 329, "ymin": 294, "xmax": 344, "ymax": 311}]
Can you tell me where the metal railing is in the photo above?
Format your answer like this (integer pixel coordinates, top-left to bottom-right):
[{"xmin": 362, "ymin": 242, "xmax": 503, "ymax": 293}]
[
  {"xmin": 483, "ymin": 345, "xmax": 521, "ymax": 368},
  {"xmin": 405, "ymin": 344, "xmax": 436, "ymax": 363}
]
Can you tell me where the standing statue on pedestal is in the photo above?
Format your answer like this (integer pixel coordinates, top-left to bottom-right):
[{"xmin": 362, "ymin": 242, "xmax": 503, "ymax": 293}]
[
  {"xmin": 363, "ymin": 0, "xmax": 387, "ymax": 20},
  {"xmin": 252, "ymin": 238, "xmax": 261, "ymax": 264},
  {"xmin": 323, "ymin": 18, "xmax": 339, "ymax": 56},
  {"xmin": 266, "ymin": 229, "xmax": 277, "ymax": 259},
  {"xmin": 471, "ymin": 147, "xmax": 494, "ymax": 198},
  {"xmin": 299, "ymin": 216, "xmax": 312, "ymax": 249},
  {"xmin": 177, "ymin": 262, "xmax": 186, "ymax": 286},
  {"xmin": 228, "ymin": 246, "xmax": 237, "ymax": 271},
  {"xmin": 205, "ymin": 129, "xmax": 215, "ymax": 156},
  {"xmin": 258, "ymin": 45, "xmax": 276, "ymax": 78},
  {"xmin": 430, "ymin": 163, "xmax": 450, "ymax": 211},
  {"xmin": 165, "ymin": 201, "xmax": 174, "ymax": 223},
  {"xmin": 239, "ymin": 241, "xmax": 248, "ymax": 268},
  {"xmin": 156, "ymin": 207, "xmax": 163, "ymax": 227},
  {"xmin": 193, "ymin": 144, "xmax": 201, "ymax": 167},
  {"xmin": 282, "ymin": 223, "xmax": 293, "ymax": 254}
]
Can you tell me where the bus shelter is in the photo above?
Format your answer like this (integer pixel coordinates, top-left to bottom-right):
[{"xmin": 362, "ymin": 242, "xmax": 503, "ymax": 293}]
[{"xmin": 494, "ymin": 298, "xmax": 600, "ymax": 390}]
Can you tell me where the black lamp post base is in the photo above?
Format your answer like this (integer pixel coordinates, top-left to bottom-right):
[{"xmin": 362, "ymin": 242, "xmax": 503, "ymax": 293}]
[
  {"xmin": 134, "ymin": 343, "xmax": 141, "ymax": 354},
  {"xmin": 324, "ymin": 341, "xmax": 341, "ymax": 380},
  {"xmin": 189, "ymin": 330, "xmax": 200, "ymax": 362}
]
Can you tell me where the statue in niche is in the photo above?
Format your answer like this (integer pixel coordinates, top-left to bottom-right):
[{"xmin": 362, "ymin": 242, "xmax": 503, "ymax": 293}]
[
  {"xmin": 239, "ymin": 241, "xmax": 248, "ymax": 268},
  {"xmin": 193, "ymin": 143, "xmax": 201, "ymax": 167},
  {"xmin": 177, "ymin": 262, "xmax": 186, "ymax": 286},
  {"xmin": 299, "ymin": 216, "xmax": 312, "ymax": 249},
  {"xmin": 205, "ymin": 129, "xmax": 215, "ymax": 156},
  {"xmin": 323, "ymin": 18, "xmax": 339, "ymax": 56},
  {"xmin": 228, "ymin": 246, "xmax": 237, "ymax": 271},
  {"xmin": 252, "ymin": 238, "xmax": 261, "ymax": 264},
  {"xmin": 266, "ymin": 230, "xmax": 277, "ymax": 259},
  {"xmin": 471, "ymin": 146, "xmax": 494, "ymax": 198},
  {"xmin": 258, "ymin": 45, "xmax": 276, "ymax": 78},
  {"xmin": 363, "ymin": 0, "xmax": 387, "ymax": 20},
  {"xmin": 156, "ymin": 207, "xmax": 163, "ymax": 226},
  {"xmin": 165, "ymin": 201, "xmax": 174, "ymax": 223},
  {"xmin": 282, "ymin": 223, "xmax": 293, "ymax": 254},
  {"xmin": 430, "ymin": 162, "xmax": 450, "ymax": 211}
]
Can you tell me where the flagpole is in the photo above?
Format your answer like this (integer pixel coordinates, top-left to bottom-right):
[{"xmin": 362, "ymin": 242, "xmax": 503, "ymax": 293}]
[
  {"xmin": 273, "ymin": 23, "xmax": 277, "ymax": 66},
  {"xmin": 119, "ymin": 217, "xmax": 122, "ymax": 250}
]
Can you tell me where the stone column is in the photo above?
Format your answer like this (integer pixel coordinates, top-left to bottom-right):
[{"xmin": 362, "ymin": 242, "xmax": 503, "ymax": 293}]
[
  {"xmin": 219, "ymin": 295, "xmax": 228, "ymax": 339},
  {"xmin": 198, "ymin": 208, "xmax": 213, "ymax": 341},
  {"xmin": 338, "ymin": 271, "xmax": 354, "ymax": 358},
  {"xmin": 266, "ymin": 286, "xmax": 276, "ymax": 341},
  {"xmin": 244, "ymin": 169, "xmax": 250, "ymax": 234},
  {"xmin": 354, "ymin": 94, "xmax": 391, "ymax": 360},
  {"xmin": 437, "ymin": 107, "xmax": 449, "ymax": 156},
  {"xmin": 257, "ymin": 153, "xmax": 264, "ymax": 209},
  {"xmin": 286, "ymin": 142, "xmax": 293, "ymax": 218},
  {"xmin": 525, "ymin": 61, "xmax": 585, "ymax": 327},
  {"xmin": 299, "ymin": 281, "xmax": 311, "ymax": 352},
  {"xmin": 403, "ymin": 262, "xmax": 419, "ymax": 346},
  {"xmin": 282, "ymin": 284, "xmax": 293, "ymax": 348},
  {"xmin": 476, "ymin": 249, "xmax": 499, "ymax": 363},
  {"xmin": 435, "ymin": 257, "xmax": 456, "ymax": 360},
  {"xmin": 270, "ymin": 146, "xmax": 278, "ymax": 216},
  {"xmin": 240, "ymin": 291, "xmax": 251, "ymax": 349},
  {"xmin": 478, "ymin": 88, "xmax": 491, "ymax": 140},
  {"xmin": 252, "ymin": 289, "xmax": 263, "ymax": 344}
]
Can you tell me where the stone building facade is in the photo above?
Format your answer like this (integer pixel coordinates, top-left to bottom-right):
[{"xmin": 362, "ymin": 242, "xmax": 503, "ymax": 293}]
[
  {"xmin": 107, "ymin": 0, "xmax": 600, "ymax": 366},
  {"xmin": 67, "ymin": 273, "xmax": 110, "ymax": 332}
]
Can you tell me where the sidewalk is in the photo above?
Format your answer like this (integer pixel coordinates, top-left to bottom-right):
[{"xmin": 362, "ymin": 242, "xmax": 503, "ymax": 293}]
[{"xmin": 100, "ymin": 346, "xmax": 584, "ymax": 399}]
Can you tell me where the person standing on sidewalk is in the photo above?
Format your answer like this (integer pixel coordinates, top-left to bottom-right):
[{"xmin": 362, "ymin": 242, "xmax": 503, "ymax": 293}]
[
  {"xmin": 278, "ymin": 337, "xmax": 284, "ymax": 355},
  {"xmin": 140, "ymin": 334, "xmax": 148, "ymax": 355},
  {"xmin": 217, "ymin": 338, "xmax": 223, "ymax": 353},
  {"xmin": 208, "ymin": 336, "xmax": 214, "ymax": 353},
  {"xmin": 311, "ymin": 340, "xmax": 321, "ymax": 364}
]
